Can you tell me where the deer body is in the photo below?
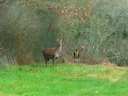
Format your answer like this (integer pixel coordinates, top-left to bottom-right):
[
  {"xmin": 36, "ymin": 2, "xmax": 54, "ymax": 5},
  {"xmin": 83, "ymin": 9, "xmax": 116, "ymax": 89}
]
[
  {"xmin": 74, "ymin": 50, "xmax": 80, "ymax": 58},
  {"xmin": 73, "ymin": 46, "xmax": 84, "ymax": 63},
  {"xmin": 42, "ymin": 39, "xmax": 62, "ymax": 66}
]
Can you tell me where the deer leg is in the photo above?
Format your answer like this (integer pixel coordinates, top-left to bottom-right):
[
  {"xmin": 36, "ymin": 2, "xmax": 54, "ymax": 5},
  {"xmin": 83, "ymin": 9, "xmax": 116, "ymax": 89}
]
[
  {"xmin": 45, "ymin": 59, "xmax": 47, "ymax": 67},
  {"xmin": 77, "ymin": 58, "xmax": 79, "ymax": 63},
  {"xmin": 56, "ymin": 59, "xmax": 57, "ymax": 66},
  {"xmin": 55, "ymin": 57, "xmax": 58, "ymax": 66},
  {"xmin": 45, "ymin": 59, "xmax": 48, "ymax": 67},
  {"xmin": 52, "ymin": 59, "xmax": 55, "ymax": 66}
]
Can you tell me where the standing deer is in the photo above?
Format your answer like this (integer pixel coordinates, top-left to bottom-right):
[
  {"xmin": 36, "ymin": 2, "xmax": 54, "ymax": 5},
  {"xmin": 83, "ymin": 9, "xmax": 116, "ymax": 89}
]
[
  {"xmin": 73, "ymin": 46, "xmax": 84, "ymax": 63},
  {"xmin": 42, "ymin": 39, "xmax": 62, "ymax": 66}
]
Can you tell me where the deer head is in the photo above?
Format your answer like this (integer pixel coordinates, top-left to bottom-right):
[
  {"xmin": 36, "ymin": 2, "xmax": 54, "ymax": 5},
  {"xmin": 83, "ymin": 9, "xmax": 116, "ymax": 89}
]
[{"xmin": 81, "ymin": 45, "xmax": 85, "ymax": 51}]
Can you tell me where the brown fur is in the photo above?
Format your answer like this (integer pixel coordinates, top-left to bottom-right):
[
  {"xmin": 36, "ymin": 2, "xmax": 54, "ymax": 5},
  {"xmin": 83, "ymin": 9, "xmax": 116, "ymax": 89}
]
[
  {"xmin": 42, "ymin": 39, "xmax": 62, "ymax": 66},
  {"xmin": 74, "ymin": 50, "xmax": 80, "ymax": 58},
  {"xmin": 73, "ymin": 46, "xmax": 85, "ymax": 62}
]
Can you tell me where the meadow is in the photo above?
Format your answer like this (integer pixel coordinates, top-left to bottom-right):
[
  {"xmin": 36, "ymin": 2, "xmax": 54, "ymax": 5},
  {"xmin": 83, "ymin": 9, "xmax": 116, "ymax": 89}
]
[{"xmin": 0, "ymin": 63, "xmax": 128, "ymax": 96}]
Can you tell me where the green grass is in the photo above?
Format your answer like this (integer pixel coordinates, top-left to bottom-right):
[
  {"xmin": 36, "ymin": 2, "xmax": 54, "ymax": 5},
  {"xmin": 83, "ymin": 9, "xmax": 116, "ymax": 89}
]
[{"xmin": 0, "ymin": 63, "xmax": 128, "ymax": 96}]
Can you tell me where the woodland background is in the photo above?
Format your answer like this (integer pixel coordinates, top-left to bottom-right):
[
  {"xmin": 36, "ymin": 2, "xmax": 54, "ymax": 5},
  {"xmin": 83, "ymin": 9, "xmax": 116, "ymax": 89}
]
[{"xmin": 0, "ymin": 0, "xmax": 128, "ymax": 66}]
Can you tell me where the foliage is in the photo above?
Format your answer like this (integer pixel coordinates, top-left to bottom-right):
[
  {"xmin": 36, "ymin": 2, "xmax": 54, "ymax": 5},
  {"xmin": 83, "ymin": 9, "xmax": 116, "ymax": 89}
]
[{"xmin": 0, "ymin": 0, "xmax": 128, "ymax": 66}]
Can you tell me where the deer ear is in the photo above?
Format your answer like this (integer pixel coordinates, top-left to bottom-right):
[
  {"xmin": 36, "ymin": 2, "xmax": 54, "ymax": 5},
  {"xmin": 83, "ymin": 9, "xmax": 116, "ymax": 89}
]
[
  {"xmin": 81, "ymin": 45, "xmax": 85, "ymax": 48},
  {"xmin": 57, "ymin": 39, "xmax": 62, "ymax": 42}
]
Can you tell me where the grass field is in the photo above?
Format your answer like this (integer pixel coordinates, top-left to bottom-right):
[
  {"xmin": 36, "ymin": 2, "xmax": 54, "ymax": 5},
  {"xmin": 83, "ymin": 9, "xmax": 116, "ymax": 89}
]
[{"xmin": 0, "ymin": 63, "xmax": 128, "ymax": 96}]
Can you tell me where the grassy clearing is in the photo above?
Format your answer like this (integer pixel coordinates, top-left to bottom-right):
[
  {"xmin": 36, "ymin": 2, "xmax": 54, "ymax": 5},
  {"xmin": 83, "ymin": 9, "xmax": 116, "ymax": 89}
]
[{"xmin": 0, "ymin": 63, "xmax": 128, "ymax": 96}]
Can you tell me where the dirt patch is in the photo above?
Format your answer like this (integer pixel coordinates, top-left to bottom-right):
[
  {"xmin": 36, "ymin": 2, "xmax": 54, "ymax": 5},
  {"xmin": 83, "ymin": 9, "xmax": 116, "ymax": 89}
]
[{"xmin": 55, "ymin": 71, "xmax": 85, "ymax": 78}]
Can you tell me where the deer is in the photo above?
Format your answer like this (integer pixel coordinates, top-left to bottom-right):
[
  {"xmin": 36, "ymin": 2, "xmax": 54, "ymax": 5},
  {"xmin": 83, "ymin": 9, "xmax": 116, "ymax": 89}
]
[
  {"xmin": 42, "ymin": 39, "xmax": 62, "ymax": 67},
  {"xmin": 73, "ymin": 45, "xmax": 84, "ymax": 63}
]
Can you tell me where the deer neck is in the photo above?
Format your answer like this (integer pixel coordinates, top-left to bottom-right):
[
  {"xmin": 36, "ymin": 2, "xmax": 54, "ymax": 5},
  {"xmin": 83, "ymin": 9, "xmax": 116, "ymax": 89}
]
[
  {"xmin": 56, "ymin": 43, "xmax": 62, "ymax": 53},
  {"xmin": 54, "ymin": 43, "xmax": 62, "ymax": 58}
]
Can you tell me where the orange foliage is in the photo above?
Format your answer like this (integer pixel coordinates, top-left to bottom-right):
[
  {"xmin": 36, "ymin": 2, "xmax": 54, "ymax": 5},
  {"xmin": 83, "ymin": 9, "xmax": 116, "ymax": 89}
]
[{"xmin": 47, "ymin": 0, "xmax": 95, "ymax": 22}]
